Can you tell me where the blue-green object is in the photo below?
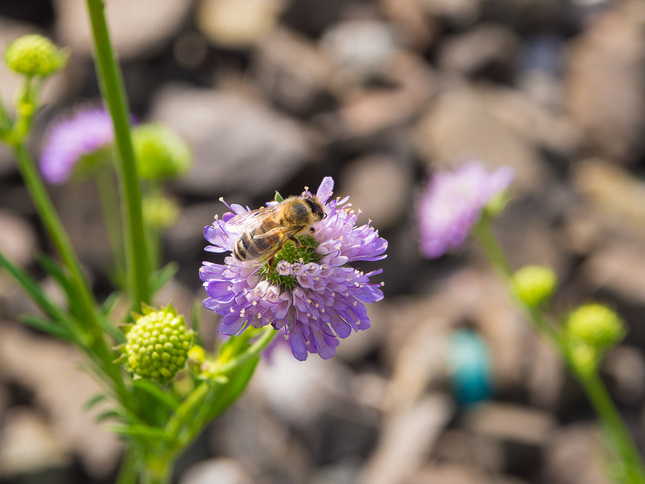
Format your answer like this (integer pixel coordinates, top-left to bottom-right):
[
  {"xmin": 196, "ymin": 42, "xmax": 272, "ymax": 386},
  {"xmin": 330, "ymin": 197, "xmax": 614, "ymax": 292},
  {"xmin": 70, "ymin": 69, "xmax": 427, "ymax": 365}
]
[{"xmin": 447, "ymin": 329, "xmax": 493, "ymax": 407}]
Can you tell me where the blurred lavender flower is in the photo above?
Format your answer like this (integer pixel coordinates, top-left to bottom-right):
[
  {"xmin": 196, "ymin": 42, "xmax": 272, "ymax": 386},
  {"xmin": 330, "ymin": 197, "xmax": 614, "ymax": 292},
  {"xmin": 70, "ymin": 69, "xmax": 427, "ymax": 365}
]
[
  {"xmin": 40, "ymin": 107, "xmax": 113, "ymax": 183},
  {"xmin": 200, "ymin": 177, "xmax": 388, "ymax": 361},
  {"xmin": 417, "ymin": 162, "xmax": 514, "ymax": 259}
]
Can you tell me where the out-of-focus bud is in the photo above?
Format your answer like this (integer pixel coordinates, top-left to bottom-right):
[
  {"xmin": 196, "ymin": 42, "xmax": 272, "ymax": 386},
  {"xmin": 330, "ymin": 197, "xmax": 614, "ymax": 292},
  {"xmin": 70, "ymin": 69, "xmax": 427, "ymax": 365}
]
[
  {"xmin": 5, "ymin": 34, "xmax": 68, "ymax": 77},
  {"xmin": 512, "ymin": 265, "xmax": 558, "ymax": 308},
  {"xmin": 132, "ymin": 124, "xmax": 191, "ymax": 180}
]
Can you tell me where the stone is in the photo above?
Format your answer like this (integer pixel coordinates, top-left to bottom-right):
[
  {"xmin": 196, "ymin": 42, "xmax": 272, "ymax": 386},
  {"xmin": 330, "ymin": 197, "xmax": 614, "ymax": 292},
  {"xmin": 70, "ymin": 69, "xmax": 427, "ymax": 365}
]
[
  {"xmin": 196, "ymin": 0, "xmax": 285, "ymax": 48},
  {"xmin": 414, "ymin": 84, "xmax": 547, "ymax": 193},
  {"xmin": 357, "ymin": 394, "xmax": 454, "ymax": 484},
  {"xmin": 0, "ymin": 407, "xmax": 72, "ymax": 479},
  {"xmin": 565, "ymin": 2, "xmax": 645, "ymax": 163},
  {"xmin": 459, "ymin": 402, "xmax": 555, "ymax": 475},
  {"xmin": 53, "ymin": 0, "xmax": 192, "ymax": 59},
  {"xmin": 180, "ymin": 457, "xmax": 254, "ymax": 484},
  {"xmin": 0, "ymin": 210, "xmax": 37, "ymax": 267},
  {"xmin": 572, "ymin": 159, "xmax": 645, "ymax": 242},
  {"xmin": 602, "ymin": 346, "xmax": 645, "ymax": 405},
  {"xmin": 438, "ymin": 24, "xmax": 520, "ymax": 82},
  {"xmin": 149, "ymin": 85, "xmax": 315, "ymax": 197},
  {"xmin": 377, "ymin": 0, "xmax": 438, "ymax": 50},
  {"xmin": 252, "ymin": 28, "xmax": 335, "ymax": 116},
  {"xmin": 338, "ymin": 154, "xmax": 413, "ymax": 231},
  {"xmin": 328, "ymin": 51, "xmax": 435, "ymax": 141},
  {"xmin": 0, "ymin": 324, "xmax": 122, "ymax": 477},
  {"xmin": 321, "ymin": 20, "xmax": 399, "ymax": 83},
  {"xmin": 541, "ymin": 424, "xmax": 613, "ymax": 484}
]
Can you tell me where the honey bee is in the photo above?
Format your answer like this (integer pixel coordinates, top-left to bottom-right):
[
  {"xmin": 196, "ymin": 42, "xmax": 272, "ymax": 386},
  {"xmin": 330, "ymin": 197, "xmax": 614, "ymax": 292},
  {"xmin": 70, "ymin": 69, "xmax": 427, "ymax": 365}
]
[{"xmin": 225, "ymin": 194, "xmax": 326, "ymax": 266}]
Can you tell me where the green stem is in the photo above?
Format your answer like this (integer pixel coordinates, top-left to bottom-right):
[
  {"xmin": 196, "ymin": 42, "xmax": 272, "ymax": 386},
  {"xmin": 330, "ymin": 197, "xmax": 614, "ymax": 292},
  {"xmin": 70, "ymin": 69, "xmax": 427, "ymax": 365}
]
[
  {"xmin": 115, "ymin": 447, "xmax": 140, "ymax": 484},
  {"xmin": 85, "ymin": 0, "xmax": 151, "ymax": 306},
  {"xmin": 143, "ymin": 455, "xmax": 173, "ymax": 484},
  {"xmin": 95, "ymin": 165, "xmax": 126, "ymax": 286},
  {"xmin": 11, "ymin": 141, "xmax": 132, "ymax": 406},
  {"xmin": 474, "ymin": 217, "xmax": 645, "ymax": 484}
]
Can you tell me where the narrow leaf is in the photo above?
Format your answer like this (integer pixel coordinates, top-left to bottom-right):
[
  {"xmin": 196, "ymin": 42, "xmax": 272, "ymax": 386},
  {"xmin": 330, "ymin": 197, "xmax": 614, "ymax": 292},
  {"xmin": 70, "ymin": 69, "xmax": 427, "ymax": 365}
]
[
  {"xmin": 107, "ymin": 424, "xmax": 173, "ymax": 441},
  {"xmin": 150, "ymin": 262, "xmax": 178, "ymax": 293},
  {"xmin": 83, "ymin": 393, "xmax": 108, "ymax": 411},
  {"xmin": 20, "ymin": 314, "xmax": 73, "ymax": 341}
]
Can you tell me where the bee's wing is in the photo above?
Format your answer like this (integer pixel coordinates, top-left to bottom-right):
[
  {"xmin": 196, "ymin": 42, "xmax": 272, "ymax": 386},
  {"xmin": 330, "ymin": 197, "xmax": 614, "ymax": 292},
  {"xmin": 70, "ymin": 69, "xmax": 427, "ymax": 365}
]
[{"xmin": 224, "ymin": 205, "xmax": 280, "ymax": 235}]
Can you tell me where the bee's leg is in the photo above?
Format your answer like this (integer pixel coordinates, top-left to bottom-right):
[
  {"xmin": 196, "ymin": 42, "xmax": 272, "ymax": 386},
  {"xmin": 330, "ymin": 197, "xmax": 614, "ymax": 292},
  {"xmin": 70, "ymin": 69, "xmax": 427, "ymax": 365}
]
[
  {"xmin": 289, "ymin": 235, "xmax": 301, "ymax": 248},
  {"xmin": 267, "ymin": 255, "xmax": 276, "ymax": 269}
]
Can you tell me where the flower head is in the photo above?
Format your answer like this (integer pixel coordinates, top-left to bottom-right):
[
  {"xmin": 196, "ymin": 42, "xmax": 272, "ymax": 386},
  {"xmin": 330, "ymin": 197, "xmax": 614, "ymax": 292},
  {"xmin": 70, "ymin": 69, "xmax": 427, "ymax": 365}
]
[
  {"xmin": 5, "ymin": 34, "xmax": 68, "ymax": 78},
  {"xmin": 121, "ymin": 304, "xmax": 194, "ymax": 382},
  {"xmin": 40, "ymin": 107, "xmax": 114, "ymax": 183},
  {"xmin": 417, "ymin": 162, "xmax": 514, "ymax": 259},
  {"xmin": 200, "ymin": 177, "xmax": 387, "ymax": 361}
]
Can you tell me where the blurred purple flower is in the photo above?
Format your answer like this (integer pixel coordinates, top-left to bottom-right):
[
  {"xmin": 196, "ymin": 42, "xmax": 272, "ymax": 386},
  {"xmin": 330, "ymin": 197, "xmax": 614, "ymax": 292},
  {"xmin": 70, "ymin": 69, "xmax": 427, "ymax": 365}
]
[
  {"xmin": 417, "ymin": 162, "xmax": 514, "ymax": 259},
  {"xmin": 40, "ymin": 107, "xmax": 113, "ymax": 183},
  {"xmin": 200, "ymin": 177, "xmax": 388, "ymax": 361}
]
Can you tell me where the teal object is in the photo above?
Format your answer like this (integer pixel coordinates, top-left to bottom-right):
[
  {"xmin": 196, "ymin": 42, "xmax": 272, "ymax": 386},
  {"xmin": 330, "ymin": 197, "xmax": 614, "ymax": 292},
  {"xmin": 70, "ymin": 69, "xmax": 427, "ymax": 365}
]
[{"xmin": 447, "ymin": 329, "xmax": 493, "ymax": 407}]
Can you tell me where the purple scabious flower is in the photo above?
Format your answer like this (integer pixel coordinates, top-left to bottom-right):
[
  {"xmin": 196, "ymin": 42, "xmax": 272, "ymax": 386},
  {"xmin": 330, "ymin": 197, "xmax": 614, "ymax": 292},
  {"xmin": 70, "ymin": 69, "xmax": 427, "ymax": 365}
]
[
  {"xmin": 200, "ymin": 177, "xmax": 388, "ymax": 361},
  {"xmin": 417, "ymin": 162, "xmax": 514, "ymax": 259},
  {"xmin": 40, "ymin": 107, "xmax": 114, "ymax": 183}
]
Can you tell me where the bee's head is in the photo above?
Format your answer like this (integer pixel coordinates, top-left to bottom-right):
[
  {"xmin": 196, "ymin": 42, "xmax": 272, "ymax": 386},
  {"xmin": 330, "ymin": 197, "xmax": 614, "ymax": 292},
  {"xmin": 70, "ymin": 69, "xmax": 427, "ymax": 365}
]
[{"xmin": 304, "ymin": 196, "xmax": 326, "ymax": 222}]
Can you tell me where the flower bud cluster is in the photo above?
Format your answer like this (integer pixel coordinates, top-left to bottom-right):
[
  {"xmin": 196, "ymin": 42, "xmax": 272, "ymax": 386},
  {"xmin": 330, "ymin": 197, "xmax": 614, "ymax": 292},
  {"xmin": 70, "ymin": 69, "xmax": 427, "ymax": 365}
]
[
  {"xmin": 123, "ymin": 305, "xmax": 194, "ymax": 382},
  {"xmin": 5, "ymin": 35, "xmax": 68, "ymax": 77}
]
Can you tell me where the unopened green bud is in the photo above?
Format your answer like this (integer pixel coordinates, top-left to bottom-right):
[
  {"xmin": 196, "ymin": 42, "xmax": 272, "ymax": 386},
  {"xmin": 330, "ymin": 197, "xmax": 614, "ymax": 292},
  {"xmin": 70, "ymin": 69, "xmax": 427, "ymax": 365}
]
[
  {"xmin": 123, "ymin": 304, "xmax": 194, "ymax": 382},
  {"xmin": 512, "ymin": 265, "xmax": 558, "ymax": 307},
  {"xmin": 565, "ymin": 303, "xmax": 625, "ymax": 352},
  {"xmin": 570, "ymin": 343, "xmax": 598, "ymax": 376},
  {"xmin": 5, "ymin": 34, "xmax": 68, "ymax": 77},
  {"xmin": 133, "ymin": 124, "xmax": 191, "ymax": 180},
  {"xmin": 143, "ymin": 195, "xmax": 180, "ymax": 229}
]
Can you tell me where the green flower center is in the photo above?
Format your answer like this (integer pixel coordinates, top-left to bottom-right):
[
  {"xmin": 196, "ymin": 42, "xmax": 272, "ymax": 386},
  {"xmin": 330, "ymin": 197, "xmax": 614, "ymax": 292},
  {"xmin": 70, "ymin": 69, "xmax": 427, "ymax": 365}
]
[{"xmin": 261, "ymin": 235, "xmax": 322, "ymax": 290}]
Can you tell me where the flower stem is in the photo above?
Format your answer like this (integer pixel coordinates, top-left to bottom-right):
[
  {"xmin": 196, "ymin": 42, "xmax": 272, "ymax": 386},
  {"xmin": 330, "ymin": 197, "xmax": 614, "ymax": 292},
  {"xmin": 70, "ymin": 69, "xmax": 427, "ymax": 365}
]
[
  {"xmin": 11, "ymin": 141, "xmax": 130, "ymax": 402},
  {"xmin": 85, "ymin": 0, "xmax": 151, "ymax": 306},
  {"xmin": 474, "ymin": 217, "xmax": 645, "ymax": 483}
]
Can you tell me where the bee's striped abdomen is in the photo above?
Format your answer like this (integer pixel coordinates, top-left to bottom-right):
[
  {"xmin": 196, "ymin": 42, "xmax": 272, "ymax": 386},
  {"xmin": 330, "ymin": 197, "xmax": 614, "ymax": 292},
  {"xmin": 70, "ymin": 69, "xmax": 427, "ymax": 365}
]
[{"xmin": 233, "ymin": 232, "xmax": 254, "ymax": 260}]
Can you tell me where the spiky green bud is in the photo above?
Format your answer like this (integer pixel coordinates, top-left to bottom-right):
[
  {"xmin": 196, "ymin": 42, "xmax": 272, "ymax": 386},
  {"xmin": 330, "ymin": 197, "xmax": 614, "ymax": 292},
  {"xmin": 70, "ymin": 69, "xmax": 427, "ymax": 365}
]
[
  {"xmin": 123, "ymin": 304, "xmax": 194, "ymax": 382},
  {"xmin": 132, "ymin": 124, "xmax": 191, "ymax": 180},
  {"xmin": 512, "ymin": 265, "xmax": 558, "ymax": 308},
  {"xmin": 565, "ymin": 303, "xmax": 625, "ymax": 352},
  {"xmin": 5, "ymin": 34, "xmax": 68, "ymax": 77}
]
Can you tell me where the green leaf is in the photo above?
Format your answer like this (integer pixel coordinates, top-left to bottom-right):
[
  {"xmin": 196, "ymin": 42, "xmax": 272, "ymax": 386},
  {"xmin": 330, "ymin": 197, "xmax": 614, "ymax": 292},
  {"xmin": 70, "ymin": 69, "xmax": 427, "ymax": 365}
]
[
  {"xmin": 36, "ymin": 253, "xmax": 87, "ymax": 325},
  {"xmin": 83, "ymin": 393, "xmax": 108, "ymax": 411},
  {"xmin": 0, "ymin": 252, "xmax": 76, "ymax": 333},
  {"xmin": 132, "ymin": 380, "xmax": 180, "ymax": 412},
  {"xmin": 150, "ymin": 262, "xmax": 178, "ymax": 293},
  {"xmin": 190, "ymin": 299, "xmax": 203, "ymax": 346},
  {"xmin": 205, "ymin": 356, "xmax": 259, "ymax": 422},
  {"xmin": 20, "ymin": 314, "xmax": 73, "ymax": 340},
  {"xmin": 100, "ymin": 291, "xmax": 121, "ymax": 317},
  {"xmin": 274, "ymin": 191, "xmax": 283, "ymax": 203},
  {"xmin": 96, "ymin": 409, "xmax": 125, "ymax": 423},
  {"xmin": 107, "ymin": 424, "xmax": 173, "ymax": 442}
]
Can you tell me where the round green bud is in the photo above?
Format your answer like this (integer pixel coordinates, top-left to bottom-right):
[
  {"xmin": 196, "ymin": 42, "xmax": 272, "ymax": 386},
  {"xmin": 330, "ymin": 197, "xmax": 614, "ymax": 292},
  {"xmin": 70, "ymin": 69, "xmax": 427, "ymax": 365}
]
[
  {"xmin": 570, "ymin": 343, "xmax": 598, "ymax": 376},
  {"xmin": 512, "ymin": 265, "xmax": 558, "ymax": 307},
  {"xmin": 132, "ymin": 124, "xmax": 191, "ymax": 180},
  {"xmin": 124, "ymin": 305, "xmax": 194, "ymax": 382},
  {"xmin": 143, "ymin": 195, "xmax": 180, "ymax": 229},
  {"xmin": 5, "ymin": 34, "xmax": 68, "ymax": 77},
  {"xmin": 565, "ymin": 303, "xmax": 625, "ymax": 352}
]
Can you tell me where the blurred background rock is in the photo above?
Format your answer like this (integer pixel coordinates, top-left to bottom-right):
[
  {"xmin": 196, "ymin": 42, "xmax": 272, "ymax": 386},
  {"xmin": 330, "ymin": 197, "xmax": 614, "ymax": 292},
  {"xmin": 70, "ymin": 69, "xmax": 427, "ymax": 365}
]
[{"xmin": 1, "ymin": 0, "xmax": 644, "ymax": 483}]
